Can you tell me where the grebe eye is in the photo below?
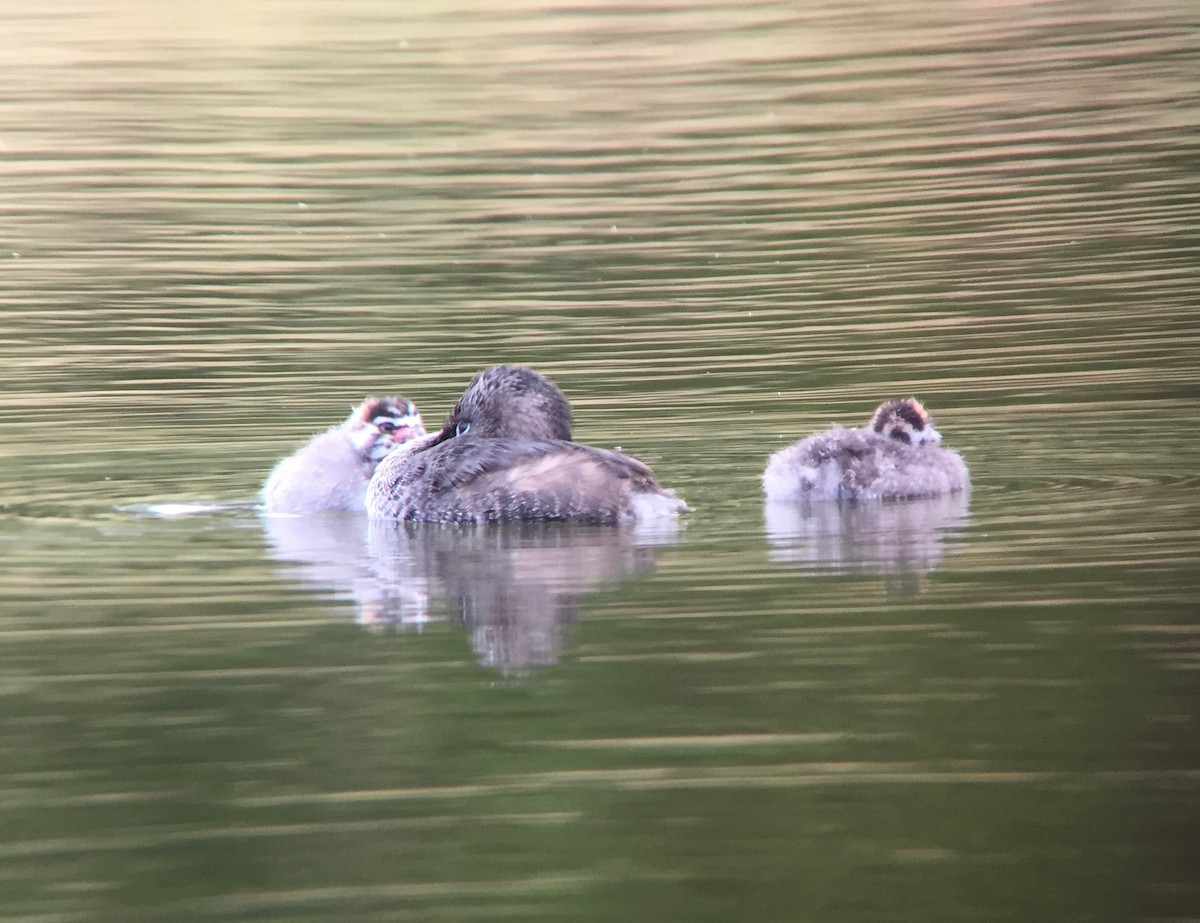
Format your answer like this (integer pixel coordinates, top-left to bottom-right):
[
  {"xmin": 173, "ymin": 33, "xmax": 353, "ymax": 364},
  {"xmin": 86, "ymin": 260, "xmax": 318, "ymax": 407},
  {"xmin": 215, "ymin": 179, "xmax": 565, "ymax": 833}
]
[
  {"xmin": 455, "ymin": 421, "xmax": 471, "ymax": 437},
  {"xmin": 377, "ymin": 420, "xmax": 397, "ymax": 435}
]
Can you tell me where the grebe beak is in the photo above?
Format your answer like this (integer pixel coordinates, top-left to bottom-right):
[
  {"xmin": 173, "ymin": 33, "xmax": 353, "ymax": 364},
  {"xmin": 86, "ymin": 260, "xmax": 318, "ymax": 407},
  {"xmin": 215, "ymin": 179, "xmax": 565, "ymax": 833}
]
[
  {"xmin": 425, "ymin": 422, "xmax": 457, "ymax": 448},
  {"xmin": 386, "ymin": 430, "xmax": 442, "ymax": 458}
]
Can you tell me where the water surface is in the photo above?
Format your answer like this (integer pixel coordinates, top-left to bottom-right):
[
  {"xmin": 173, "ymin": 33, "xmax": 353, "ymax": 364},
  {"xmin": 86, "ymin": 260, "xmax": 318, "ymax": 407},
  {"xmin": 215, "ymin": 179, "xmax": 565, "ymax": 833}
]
[{"xmin": 1, "ymin": 0, "xmax": 1198, "ymax": 920}]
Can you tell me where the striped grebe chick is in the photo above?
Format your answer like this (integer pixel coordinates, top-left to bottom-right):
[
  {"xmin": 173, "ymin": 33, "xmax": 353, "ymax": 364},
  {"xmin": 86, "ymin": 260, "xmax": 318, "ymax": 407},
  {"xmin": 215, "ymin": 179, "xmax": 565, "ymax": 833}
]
[
  {"xmin": 763, "ymin": 398, "xmax": 968, "ymax": 502},
  {"xmin": 262, "ymin": 396, "xmax": 425, "ymax": 513}
]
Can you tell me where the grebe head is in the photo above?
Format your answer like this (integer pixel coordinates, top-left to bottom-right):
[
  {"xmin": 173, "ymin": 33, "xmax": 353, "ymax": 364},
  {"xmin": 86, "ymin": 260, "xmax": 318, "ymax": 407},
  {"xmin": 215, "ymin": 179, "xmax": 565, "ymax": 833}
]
[
  {"xmin": 345, "ymin": 396, "xmax": 426, "ymax": 462},
  {"xmin": 435, "ymin": 365, "xmax": 573, "ymax": 443},
  {"xmin": 869, "ymin": 398, "xmax": 941, "ymax": 447}
]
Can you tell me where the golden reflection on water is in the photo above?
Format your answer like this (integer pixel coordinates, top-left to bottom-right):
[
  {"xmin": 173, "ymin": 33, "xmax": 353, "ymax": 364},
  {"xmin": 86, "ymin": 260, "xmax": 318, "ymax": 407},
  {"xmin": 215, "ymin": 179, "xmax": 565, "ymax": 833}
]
[{"xmin": 1, "ymin": 0, "xmax": 1198, "ymax": 919}]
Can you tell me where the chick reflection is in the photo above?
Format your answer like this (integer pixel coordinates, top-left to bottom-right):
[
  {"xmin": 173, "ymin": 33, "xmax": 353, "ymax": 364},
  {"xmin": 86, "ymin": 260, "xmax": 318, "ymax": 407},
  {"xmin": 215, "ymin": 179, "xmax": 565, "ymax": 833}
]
[
  {"xmin": 764, "ymin": 492, "xmax": 969, "ymax": 593},
  {"xmin": 261, "ymin": 513, "xmax": 431, "ymax": 626},
  {"xmin": 367, "ymin": 521, "xmax": 669, "ymax": 671}
]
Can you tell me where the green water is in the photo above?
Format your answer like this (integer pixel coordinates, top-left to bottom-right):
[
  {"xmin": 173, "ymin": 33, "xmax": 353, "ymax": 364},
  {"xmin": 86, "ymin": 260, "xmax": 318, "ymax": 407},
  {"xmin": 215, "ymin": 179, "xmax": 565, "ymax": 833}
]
[{"xmin": 1, "ymin": 0, "xmax": 1197, "ymax": 919}]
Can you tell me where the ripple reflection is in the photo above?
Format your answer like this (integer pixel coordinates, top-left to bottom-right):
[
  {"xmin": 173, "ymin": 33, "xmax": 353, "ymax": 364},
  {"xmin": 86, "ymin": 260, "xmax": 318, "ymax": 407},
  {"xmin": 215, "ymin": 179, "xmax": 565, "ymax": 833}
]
[
  {"xmin": 263, "ymin": 515, "xmax": 680, "ymax": 671},
  {"xmin": 763, "ymin": 493, "xmax": 970, "ymax": 591}
]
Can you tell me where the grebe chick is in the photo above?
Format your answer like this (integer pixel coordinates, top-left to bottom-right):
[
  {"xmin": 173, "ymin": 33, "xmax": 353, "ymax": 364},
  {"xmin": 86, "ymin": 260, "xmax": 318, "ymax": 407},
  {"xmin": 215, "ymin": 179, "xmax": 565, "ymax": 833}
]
[
  {"xmin": 762, "ymin": 398, "xmax": 968, "ymax": 502},
  {"xmin": 262, "ymin": 396, "xmax": 425, "ymax": 513},
  {"xmin": 365, "ymin": 365, "xmax": 687, "ymax": 525}
]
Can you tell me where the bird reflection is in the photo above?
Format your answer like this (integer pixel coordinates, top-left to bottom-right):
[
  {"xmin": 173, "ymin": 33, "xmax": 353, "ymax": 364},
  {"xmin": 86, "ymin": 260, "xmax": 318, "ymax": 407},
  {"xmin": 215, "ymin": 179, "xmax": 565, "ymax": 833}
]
[
  {"xmin": 262, "ymin": 514, "xmax": 678, "ymax": 671},
  {"xmin": 261, "ymin": 513, "xmax": 431, "ymax": 626},
  {"xmin": 366, "ymin": 521, "xmax": 673, "ymax": 670},
  {"xmin": 763, "ymin": 492, "xmax": 970, "ymax": 594}
]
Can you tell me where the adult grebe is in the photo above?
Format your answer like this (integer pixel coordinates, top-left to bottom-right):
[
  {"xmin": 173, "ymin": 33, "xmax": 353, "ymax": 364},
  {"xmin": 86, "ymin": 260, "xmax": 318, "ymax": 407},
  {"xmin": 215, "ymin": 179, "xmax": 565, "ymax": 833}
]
[{"xmin": 366, "ymin": 365, "xmax": 686, "ymax": 525}]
